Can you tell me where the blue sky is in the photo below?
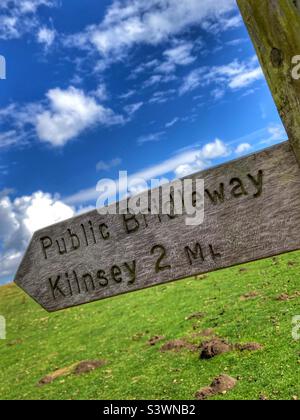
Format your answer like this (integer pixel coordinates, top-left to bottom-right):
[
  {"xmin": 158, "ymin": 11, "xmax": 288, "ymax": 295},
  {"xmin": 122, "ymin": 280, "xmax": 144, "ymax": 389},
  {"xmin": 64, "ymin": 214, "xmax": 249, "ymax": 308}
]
[{"xmin": 0, "ymin": 0, "xmax": 286, "ymax": 284}]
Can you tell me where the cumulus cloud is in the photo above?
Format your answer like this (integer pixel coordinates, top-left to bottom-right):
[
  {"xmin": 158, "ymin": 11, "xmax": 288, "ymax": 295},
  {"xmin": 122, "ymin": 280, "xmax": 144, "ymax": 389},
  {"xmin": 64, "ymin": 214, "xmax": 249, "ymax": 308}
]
[
  {"xmin": 37, "ymin": 26, "xmax": 56, "ymax": 48},
  {"xmin": 0, "ymin": 85, "xmax": 129, "ymax": 149},
  {"xmin": 0, "ymin": 87, "xmax": 124, "ymax": 148},
  {"xmin": 0, "ymin": 0, "xmax": 57, "ymax": 40},
  {"xmin": 66, "ymin": 0, "xmax": 239, "ymax": 64},
  {"xmin": 36, "ymin": 86, "xmax": 120, "ymax": 146},
  {"xmin": 235, "ymin": 143, "xmax": 251, "ymax": 155},
  {"xmin": 174, "ymin": 139, "xmax": 230, "ymax": 177},
  {"xmin": 0, "ymin": 191, "xmax": 74, "ymax": 282}
]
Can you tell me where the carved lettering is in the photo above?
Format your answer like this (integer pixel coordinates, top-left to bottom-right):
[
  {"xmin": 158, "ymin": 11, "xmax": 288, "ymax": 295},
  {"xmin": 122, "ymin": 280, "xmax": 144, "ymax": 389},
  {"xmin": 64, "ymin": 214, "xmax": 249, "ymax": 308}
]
[
  {"xmin": 151, "ymin": 245, "xmax": 171, "ymax": 273},
  {"xmin": 111, "ymin": 265, "xmax": 122, "ymax": 283},
  {"xmin": 248, "ymin": 170, "xmax": 263, "ymax": 198},
  {"xmin": 124, "ymin": 261, "xmax": 137, "ymax": 285},
  {"xmin": 97, "ymin": 270, "xmax": 109, "ymax": 287},
  {"xmin": 82, "ymin": 273, "xmax": 95, "ymax": 292},
  {"xmin": 49, "ymin": 276, "xmax": 66, "ymax": 300},
  {"xmin": 185, "ymin": 243, "xmax": 205, "ymax": 266},
  {"xmin": 123, "ymin": 214, "xmax": 140, "ymax": 234},
  {"xmin": 68, "ymin": 229, "xmax": 80, "ymax": 250},
  {"xmin": 99, "ymin": 223, "xmax": 110, "ymax": 240},
  {"xmin": 40, "ymin": 236, "xmax": 52, "ymax": 260},
  {"xmin": 230, "ymin": 178, "xmax": 248, "ymax": 198},
  {"xmin": 205, "ymin": 184, "xmax": 225, "ymax": 205}
]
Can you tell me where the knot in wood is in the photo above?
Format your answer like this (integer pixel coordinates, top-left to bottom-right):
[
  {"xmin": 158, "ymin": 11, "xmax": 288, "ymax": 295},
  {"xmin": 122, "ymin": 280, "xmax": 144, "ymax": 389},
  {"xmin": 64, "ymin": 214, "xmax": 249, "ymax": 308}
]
[{"xmin": 270, "ymin": 48, "xmax": 284, "ymax": 68}]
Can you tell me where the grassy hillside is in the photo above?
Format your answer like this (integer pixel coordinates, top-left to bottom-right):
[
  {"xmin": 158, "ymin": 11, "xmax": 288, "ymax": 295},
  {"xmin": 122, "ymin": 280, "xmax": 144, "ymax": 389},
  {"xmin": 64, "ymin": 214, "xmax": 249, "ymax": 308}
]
[{"xmin": 0, "ymin": 251, "xmax": 300, "ymax": 400}]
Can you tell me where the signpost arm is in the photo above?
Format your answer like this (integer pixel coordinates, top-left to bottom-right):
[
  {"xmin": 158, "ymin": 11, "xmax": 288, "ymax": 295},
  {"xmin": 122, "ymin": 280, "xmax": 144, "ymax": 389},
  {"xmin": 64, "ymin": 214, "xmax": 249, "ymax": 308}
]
[{"xmin": 237, "ymin": 0, "xmax": 300, "ymax": 163}]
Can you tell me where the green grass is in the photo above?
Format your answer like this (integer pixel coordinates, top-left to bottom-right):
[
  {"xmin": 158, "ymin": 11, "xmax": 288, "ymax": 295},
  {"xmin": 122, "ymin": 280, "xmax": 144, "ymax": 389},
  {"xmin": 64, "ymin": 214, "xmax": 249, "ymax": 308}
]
[{"xmin": 0, "ymin": 251, "xmax": 300, "ymax": 400}]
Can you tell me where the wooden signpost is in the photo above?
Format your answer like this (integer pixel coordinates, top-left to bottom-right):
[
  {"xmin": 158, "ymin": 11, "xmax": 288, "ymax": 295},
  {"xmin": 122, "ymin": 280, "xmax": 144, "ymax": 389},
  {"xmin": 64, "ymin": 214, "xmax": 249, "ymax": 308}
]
[{"xmin": 14, "ymin": 0, "xmax": 300, "ymax": 312}]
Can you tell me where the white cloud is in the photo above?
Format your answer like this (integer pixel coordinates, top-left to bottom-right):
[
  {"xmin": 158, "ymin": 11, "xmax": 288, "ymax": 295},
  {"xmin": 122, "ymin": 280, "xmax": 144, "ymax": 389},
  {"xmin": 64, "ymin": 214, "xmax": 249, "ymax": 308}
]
[
  {"xmin": 66, "ymin": 138, "xmax": 231, "ymax": 205},
  {"xmin": 66, "ymin": 0, "xmax": 238, "ymax": 64},
  {"xmin": 0, "ymin": 131, "xmax": 20, "ymax": 149},
  {"xmin": 0, "ymin": 87, "xmax": 124, "ymax": 148},
  {"xmin": 165, "ymin": 117, "xmax": 179, "ymax": 128},
  {"xmin": 157, "ymin": 41, "xmax": 196, "ymax": 73},
  {"xmin": 201, "ymin": 138, "xmax": 230, "ymax": 159},
  {"xmin": 35, "ymin": 86, "xmax": 124, "ymax": 146},
  {"xmin": 0, "ymin": 103, "xmax": 43, "ymax": 149},
  {"xmin": 228, "ymin": 66, "xmax": 263, "ymax": 90},
  {"xmin": 211, "ymin": 88, "xmax": 226, "ymax": 100},
  {"xmin": 226, "ymin": 38, "xmax": 248, "ymax": 47},
  {"xmin": 260, "ymin": 124, "xmax": 287, "ymax": 145},
  {"xmin": 130, "ymin": 59, "xmax": 160, "ymax": 80},
  {"xmin": 137, "ymin": 131, "xmax": 166, "ymax": 145},
  {"xmin": 143, "ymin": 74, "xmax": 177, "ymax": 88},
  {"xmin": 174, "ymin": 138, "xmax": 230, "ymax": 177},
  {"xmin": 37, "ymin": 26, "xmax": 56, "ymax": 48},
  {"xmin": 94, "ymin": 83, "xmax": 109, "ymax": 101},
  {"xmin": 149, "ymin": 89, "xmax": 176, "ymax": 104},
  {"xmin": 0, "ymin": 191, "xmax": 74, "ymax": 281},
  {"xmin": 179, "ymin": 56, "xmax": 264, "ymax": 96},
  {"xmin": 235, "ymin": 143, "xmax": 251, "ymax": 155},
  {"xmin": 124, "ymin": 102, "xmax": 144, "ymax": 116},
  {"xmin": 179, "ymin": 68, "xmax": 207, "ymax": 95},
  {"xmin": 0, "ymin": 0, "xmax": 57, "ymax": 40},
  {"xmin": 119, "ymin": 90, "xmax": 137, "ymax": 100},
  {"xmin": 96, "ymin": 158, "xmax": 122, "ymax": 172}
]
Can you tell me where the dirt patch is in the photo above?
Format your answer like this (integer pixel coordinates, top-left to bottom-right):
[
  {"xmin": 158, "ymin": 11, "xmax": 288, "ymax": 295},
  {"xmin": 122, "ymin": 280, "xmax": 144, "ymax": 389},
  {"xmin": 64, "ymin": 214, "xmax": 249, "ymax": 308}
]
[
  {"xmin": 195, "ymin": 375, "xmax": 237, "ymax": 400},
  {"xmin": 240, "ymin": 291, "xmax": 260, "ymax": 301},
  {"xmin": 38, "ymin": 366, "xmax": 74, "ymax": 386},
  {"xmin": 287, "ymin": 261, "xmax": 296, "ymax": 267},
  {"xmin": 38, "ymin": 359, "xmax": 107, "ymax": 386},
  {"xmin": 185, "ymin": 312, "xmax": 205, "ymax": 321},
  {"xmin": 195, "ymin": 274, "xmax": 208, "ymax": 280},
  {"xmin": 200, "ymin": 328, "xmax": 215, "ymax": 337},
  {"xmin": 200, "ymin": 339, "xmax": 232, "ymax": 359},
  {"xmin": 160, "ymin": 339, "xmax": 198, "ymax": 353},
  {"xmin": 148, "ymin": 335, "xmax": 165, "ymax": 346},
  {"xmin": 239, "ymin": 268, "xmax": 248, "ymax": 273},
  {"xmin": 73, "ymin": 360, "xmax": 107, "ymax": 375},
  {"xmin": 236, "ymin": 342, "xmax": 263, "ymax": 352},
  {"xmin": 199, "ymin": 338, "xmax": 263, "ymax": 359},
  {"xmin": 191, "ymin": 329, "xmax": 215, "ymax": 339},
  {"xmin": 7, "ymin": 338, "xmax": 23, "ymax": 347},
  {"xmin": 277, "ymin": 292, "xmax": 300, "ymax": 301},
  {"xmin": 132, "ymin": 331, "xmax": 150, "ymax": 341}
]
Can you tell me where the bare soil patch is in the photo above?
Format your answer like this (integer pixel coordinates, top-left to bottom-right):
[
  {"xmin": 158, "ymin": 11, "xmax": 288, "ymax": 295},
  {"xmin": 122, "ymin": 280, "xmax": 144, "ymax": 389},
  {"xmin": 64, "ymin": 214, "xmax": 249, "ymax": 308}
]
[
  {"xmin": 148, "ymin": 335, "xmax": 165, "ymax": 346},
  {"xmin": 195, "ymin": 375, "xmax": 237, "ymax": 400},
  {"xmin": 38, "ymin": 359, "xmax": 107, "ymax": 386},
  {"xmin": 160, "ymin": 339, "xmax": 198, "ymax": 352}
]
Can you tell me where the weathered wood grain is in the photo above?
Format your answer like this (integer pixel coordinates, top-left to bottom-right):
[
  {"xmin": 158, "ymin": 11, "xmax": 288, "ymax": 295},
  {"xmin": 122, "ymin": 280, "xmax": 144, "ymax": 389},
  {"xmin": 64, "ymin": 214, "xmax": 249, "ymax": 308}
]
[
  {"xmin": 237, "ymin": 0, "xmax": 300, "ymax": 162},
  {"xmin": 15, "ymin": 142, "xmax": 300, "ymax": 312}
]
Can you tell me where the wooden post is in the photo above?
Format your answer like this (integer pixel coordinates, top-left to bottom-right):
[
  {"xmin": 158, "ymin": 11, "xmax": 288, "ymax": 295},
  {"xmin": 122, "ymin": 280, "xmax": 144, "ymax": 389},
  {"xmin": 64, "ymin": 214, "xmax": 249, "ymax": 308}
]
[{"xmin": 237, "ymin": 0, "xmax": 300, "ymax": 162}]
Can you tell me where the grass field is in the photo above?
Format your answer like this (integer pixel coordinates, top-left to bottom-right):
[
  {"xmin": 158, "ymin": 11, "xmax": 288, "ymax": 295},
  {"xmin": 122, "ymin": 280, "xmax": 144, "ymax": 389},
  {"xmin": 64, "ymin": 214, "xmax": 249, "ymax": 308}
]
[{"xmin": 0, "ymin": 251, "xmax": 300, "ymax": 400}]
